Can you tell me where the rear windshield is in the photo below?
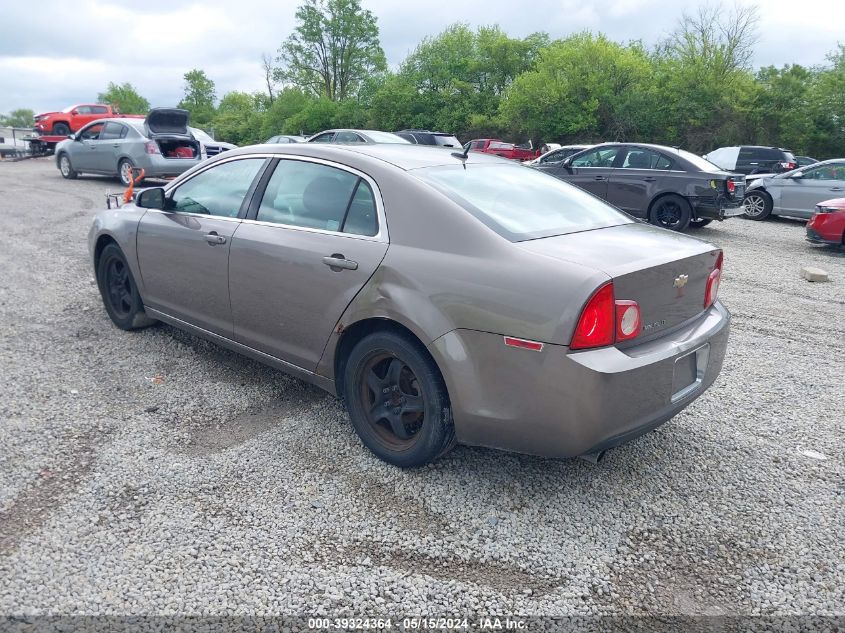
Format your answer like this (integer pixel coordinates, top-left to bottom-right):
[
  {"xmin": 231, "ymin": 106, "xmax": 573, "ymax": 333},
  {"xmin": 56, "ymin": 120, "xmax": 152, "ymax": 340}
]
[
  {"xmin": 363, "ymin": 131, "xmax": 410, "ymax": 144},
  {"xmin": 434, "ymin": 135, "xmax": 461, "ymax": 148},
  {"xmin": 415, "ymin": 164, "xmax": 631, "ymax": 241},
  {"xmin": 675, "ymin": 149, "xmax": 725, "ymax": 172}
]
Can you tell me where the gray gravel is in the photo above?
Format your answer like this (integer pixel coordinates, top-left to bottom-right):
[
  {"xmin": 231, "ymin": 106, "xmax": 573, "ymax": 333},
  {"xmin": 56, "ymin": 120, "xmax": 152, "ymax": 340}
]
[{"xmin": 0, "ymin": 158, "xmax": 843, "ymax": 616}]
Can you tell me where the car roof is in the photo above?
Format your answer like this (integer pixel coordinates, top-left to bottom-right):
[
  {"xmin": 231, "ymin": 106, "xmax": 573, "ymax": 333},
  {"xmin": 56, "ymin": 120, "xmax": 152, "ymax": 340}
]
[{"xmin": 228, "ymin": 142, "xmax": 509, "ymax": 171}]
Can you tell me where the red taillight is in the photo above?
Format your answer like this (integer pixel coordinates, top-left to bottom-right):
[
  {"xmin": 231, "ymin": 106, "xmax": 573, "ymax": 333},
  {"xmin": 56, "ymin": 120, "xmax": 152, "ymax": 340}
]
[
  {"xmin": 727, "ymin": 180, "xmax": 736, "ymax": 194},
  {"xmin": 570, "ymin": 283, "xmax": 615, "ymax": 350},
  {"xmin": 145, "ymin": 141, "xmax": 160, "ymax": 155},
  {"xmin": 783, "ymin": 162, "xmax": 797, "ymax": 171},
  {"xmin": 705, "ymin": 251, "xmax": 724, "ymax": 308}
]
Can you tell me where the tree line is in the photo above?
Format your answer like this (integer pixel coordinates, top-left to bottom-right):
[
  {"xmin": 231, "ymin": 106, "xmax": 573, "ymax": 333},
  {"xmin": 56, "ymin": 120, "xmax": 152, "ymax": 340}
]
[{"xmin": 3, "ymin": 0, "xmax": 844, "ymax": 159}]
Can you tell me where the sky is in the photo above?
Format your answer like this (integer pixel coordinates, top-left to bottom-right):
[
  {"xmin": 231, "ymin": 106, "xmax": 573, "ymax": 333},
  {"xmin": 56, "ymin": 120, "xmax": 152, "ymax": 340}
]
[{"xmin": 1, "ymin": 0, "xmax": 843, "ymax": 115}]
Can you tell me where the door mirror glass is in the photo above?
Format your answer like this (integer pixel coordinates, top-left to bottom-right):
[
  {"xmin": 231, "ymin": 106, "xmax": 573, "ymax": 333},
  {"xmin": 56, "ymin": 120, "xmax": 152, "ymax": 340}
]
[{"xmin": 136, "ymin": 187, "xmax": 166, "ymax": 209}]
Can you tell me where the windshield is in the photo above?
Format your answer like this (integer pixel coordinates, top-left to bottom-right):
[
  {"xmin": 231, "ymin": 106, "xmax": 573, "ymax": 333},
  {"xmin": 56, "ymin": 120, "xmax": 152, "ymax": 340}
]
[
  {"xmin": 62, "ymin": 105, "xmax": 79, "ymax": 113},
  {"xmin": 363, "ymin": 131, "xmax": 410, "ymax": 144},
  {"xmin": 434, "ymin": 135, "xmax": 461, "ymax": 148},
  {"xmin": 190, "ymin": 127, "xmax": 214, "ymax": 142},
  {"xmin": 415, "ymin": 164, "xmax": 631, "ymax": 241}
]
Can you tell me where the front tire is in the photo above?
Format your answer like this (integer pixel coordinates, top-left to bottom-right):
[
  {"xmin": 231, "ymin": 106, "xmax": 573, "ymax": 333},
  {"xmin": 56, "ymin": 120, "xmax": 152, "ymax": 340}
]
[
  {"xmin": 743, "ymin": 191, "xmax": 773, "ymax": 220},
  {"xmin": 52, "ymin": 122, "xmax": 70, "ymax": 136},
  {"xmin": 96, "ymin": 243, "xmax": 156, "ymax": 330},
  {"xmin": 58, "ymin": 153, "xmax": 77, "ymax": 179},
  {"xmin": 342, "ymin": 331, "xmax": 455, "ymax": 468},
  {"xmin": 648, "ymin": 194, "xmax": 692, "ymax": 231}
]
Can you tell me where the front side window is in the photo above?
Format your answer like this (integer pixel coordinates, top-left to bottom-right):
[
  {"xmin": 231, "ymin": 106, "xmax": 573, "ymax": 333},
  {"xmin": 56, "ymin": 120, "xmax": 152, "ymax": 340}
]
[
  {"xmin": 803, "ymin": 163, "xmax": 845, "ymax": 181},
  {"xmin": 76, "ymin": 106, "xmax": 92, "ymax": 114},
  {"xmin": 416, "ymin": 164, "xmax": 631, "ymax": 241},
  {"xmin": 79, "ymin": 123, "xmax": 104, "ymax": 140},
  {"xmin": 621, "ymin": 149, "xmax": 673, "ymax": 170},
  {"xmin": 256, "ymin": 160, "xmax": 378, "ymax": 236},
  {"xmin": 571, "ymin": 147, "xmax": 619, "ymax": 168},
  {"xmin": 168, "ymin": 158, "xmax": 265, "ymax": 217}
]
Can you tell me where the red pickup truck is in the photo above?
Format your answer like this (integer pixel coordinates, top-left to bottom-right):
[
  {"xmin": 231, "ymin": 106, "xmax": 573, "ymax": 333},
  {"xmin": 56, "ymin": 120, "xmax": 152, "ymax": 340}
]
[
  {"xmin": 464, "ymin": 138, "xmax": 538, "ymax": 161},
  {"xmin": 33, "ymin": 104, "xmax": 142, "ymax": 136}
]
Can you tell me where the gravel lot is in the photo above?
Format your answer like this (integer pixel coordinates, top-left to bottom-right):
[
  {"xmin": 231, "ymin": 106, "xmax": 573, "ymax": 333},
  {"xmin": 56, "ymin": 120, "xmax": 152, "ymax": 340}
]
[{"xmin": 0, "ymin": 158, "xmax": 843, "ymax": 618}]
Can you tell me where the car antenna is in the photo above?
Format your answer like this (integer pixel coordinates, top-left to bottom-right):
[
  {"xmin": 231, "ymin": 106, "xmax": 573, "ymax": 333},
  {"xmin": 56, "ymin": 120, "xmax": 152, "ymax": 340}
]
[{"xmin": 451, "ymin": 145, "xmax": 470, "ymax": 169}]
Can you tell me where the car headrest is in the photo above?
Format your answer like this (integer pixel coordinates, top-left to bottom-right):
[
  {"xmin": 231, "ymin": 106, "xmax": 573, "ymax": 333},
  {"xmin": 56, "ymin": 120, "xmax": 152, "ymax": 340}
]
[{"xmin": 302, "ymin": 176, "xmax": 351, "ymax": 226}]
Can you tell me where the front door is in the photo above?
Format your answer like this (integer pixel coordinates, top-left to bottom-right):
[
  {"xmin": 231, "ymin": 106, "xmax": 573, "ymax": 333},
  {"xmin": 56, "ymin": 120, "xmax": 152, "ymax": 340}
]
[
  {"xmin": 229, "ymin": 158, "xmax": 388, "ymax": 371},
  {"xmin": 135, "ymin": 157, "xmax": 268, "ymax": 336},
  {"xmin": 558, "ymin": 146, "xmax": 621, "ymax": 199},
  {"xmin": 73, "ymin": 122, "xmax": 106, "ymax": 171},
  {"xmin": 778, "ymin": 162, "xmax": 845, "ymax": 217}
]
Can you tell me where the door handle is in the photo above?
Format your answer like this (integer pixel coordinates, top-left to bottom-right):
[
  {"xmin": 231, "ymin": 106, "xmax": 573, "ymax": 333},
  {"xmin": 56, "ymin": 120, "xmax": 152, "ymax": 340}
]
[
  {"xmin": 593, "ymin": 176, "xmax": 606, "ymax": 181},
  {"xmin": 322, "ymin": 254, "xmax": 358, "ymax": 271},
  {"xmin": 830, "ymin": 187, "xmax": 843, "ymax": 191},
  {"xmin": 112, "ymin": 143, "xmax": 119, "ymax": 148},
  {"xmin": 204, "ymin": 232, "xmax": 226, "ymax": 245},
  {"xmin": 643, "ymin": 177, "xmax": 657, "ymax": 182}
]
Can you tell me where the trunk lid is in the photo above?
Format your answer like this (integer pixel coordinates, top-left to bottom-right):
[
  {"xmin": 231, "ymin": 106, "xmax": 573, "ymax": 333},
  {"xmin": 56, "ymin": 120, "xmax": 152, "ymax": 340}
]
[
  {"xmin": 145, "ymin": 108, "xmax": 190, "ymax": 137},
  {"xmin": 519, "ymin": 223, "xmax": 721, "ymax": 339}
]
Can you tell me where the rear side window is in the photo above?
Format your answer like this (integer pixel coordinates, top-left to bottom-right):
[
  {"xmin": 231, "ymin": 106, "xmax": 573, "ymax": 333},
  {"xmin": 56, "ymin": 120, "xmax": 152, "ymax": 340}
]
[
  {"xmin": 256, "ymin": 160, "xmax": 378, "ymax": 236},
  {"xmin": 91, "ymin": 106, "xmax": 109, "ymax": 114},
  {"xmin": 101, "ymin": 122, "xmax": 125, "ymax": 140},
  {"xmin": 433, "ymin": 135, "xmax": 461, "ymax": 147},
  {"xmin": 335, "ymin": 131, "xmax": 364, "ymax": 143},
  {"xmin": 621, "ymin": 149, "xmax": 673, "ymax": 170},
  {"xmin": 309, "ymin": 133, "xmax": 335, "ymax": 143},
  {"xmin": 169, "ymin": 158, "xmax": 265, "ymax": 217},
  {"xmin": 416, "ymin": 164, "xmax": 631, "ymax": 241}
]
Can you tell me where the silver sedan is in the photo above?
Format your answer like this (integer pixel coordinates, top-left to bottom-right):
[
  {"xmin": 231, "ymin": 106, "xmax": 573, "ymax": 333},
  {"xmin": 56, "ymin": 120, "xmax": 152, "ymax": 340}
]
[
  {"xmin": 89, "ymin": 144, "xmax": 730, "ymax": 467},
  {"xmin": 743, "ymin": 158, "xmax": 845, "ymax": 220}
]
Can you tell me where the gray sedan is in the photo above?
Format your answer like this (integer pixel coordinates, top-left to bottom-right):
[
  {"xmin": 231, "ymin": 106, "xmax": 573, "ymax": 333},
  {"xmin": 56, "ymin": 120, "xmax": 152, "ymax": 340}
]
[
  {"xmin": 743, "ymin": 159, "xmax": 845, "ymax": 220},
  {"xmin": 307, "ymin": 129, "xmax": 410, "ymax": 144},
  {"xmin": 56, "ymin": 108, "xmax": 202, "ymax": 186},
  {"xmin": 89, "ymin": 144, "xmax": 730, "ymax": 467}
]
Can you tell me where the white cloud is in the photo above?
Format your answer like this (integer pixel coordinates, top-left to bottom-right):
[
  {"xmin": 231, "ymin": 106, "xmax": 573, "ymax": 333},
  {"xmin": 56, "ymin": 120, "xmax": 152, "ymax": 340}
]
[{"xmin": 1, "ymin": 0, "xmax": 842, "ymax": 114}]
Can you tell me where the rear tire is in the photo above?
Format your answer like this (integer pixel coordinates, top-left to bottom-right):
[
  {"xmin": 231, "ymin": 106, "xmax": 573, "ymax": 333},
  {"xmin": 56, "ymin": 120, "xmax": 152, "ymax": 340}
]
[
  {"xmin": 118, "ymin": 158, "xmax": 139, "ymax": 186},
  {"xmin": 96, "ymin": 243, "xmax": 156, "ymax": 330},
  {"xmin": 648, "ymin": 194, "xmax": 692, "ymax": 231},
  {"xmin": 689, "ymin": 219, "xmax": 713, "ymax": 228},
  {"xmin": 52, "ymin": 122, "xmax": 70, "ymax": 136},
  {"xmin": 58, "ymin": 153, "xmax": 77, "ymax": 179},
  {"xmin": 342, "ymin": 331, "xmax": 455, "ymax": 468},
  {"xmin": 743, "ymin": 191, "xmax": 772, "ymax": 220}
]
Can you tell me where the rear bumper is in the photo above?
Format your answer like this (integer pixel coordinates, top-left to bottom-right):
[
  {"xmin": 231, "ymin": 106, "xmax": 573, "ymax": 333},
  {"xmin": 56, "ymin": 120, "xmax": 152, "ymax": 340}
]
[
  {"xmin": 429, "ymin": 302, "xmax": 730, "ymax": 458},
  {"xmin": 136, "ymin": 154, "xmax": 201, "ymax": 179},
  {"xmin": 690, "ymin": 196, "xmax": 744, "ymax": 221}
]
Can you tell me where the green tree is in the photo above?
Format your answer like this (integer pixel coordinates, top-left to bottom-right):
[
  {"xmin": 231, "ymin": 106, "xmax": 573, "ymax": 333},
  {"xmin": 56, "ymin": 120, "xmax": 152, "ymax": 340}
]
[
  {"xmin": 260, "ymin": 88, "xmax": 313, "ymax": 138},
  {"xmin": 0, "ymin": 108, "xmax": 34, "ymax": 128},
  {"xmin": 804, "ymin": 45, "xmax": 845, "ymax": 158},
  {"xmin": 212, "ymin": 91, "xmax": 268, "ymax": 145},
  {"xmin": 97, "ymin": 82, "xmax": 150, "ymax": 114},
  {"xmin": 501, "ymin": 33, "xmax": 653, "ymax": 144},
  {"xmin": 276, "ymin": 0, "xmax": 386, "ymax": 100},
  {"xmin": 178, "ymin": 69, "xmax": 217, "ymax": 127}
]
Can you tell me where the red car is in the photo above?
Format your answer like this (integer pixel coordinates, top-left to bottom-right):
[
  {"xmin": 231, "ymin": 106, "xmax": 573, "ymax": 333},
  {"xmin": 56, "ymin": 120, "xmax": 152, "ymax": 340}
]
[
  {"xmin": 806, "ymin": 198, "xmax": 845, "ymax": 246},
  {"xmin": 464, "ymin": 138, "xmax": 538, "ymax": 161},
  {"xmin": 34, "ymin": 104, "xmax": 141, "ymax": 136}
]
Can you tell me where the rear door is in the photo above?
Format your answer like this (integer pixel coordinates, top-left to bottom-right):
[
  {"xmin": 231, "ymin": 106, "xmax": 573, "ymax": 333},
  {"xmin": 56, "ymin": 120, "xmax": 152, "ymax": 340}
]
[
  {"xmin": 558, "ymin": 146, "xmax": 621, "ymax": 199},
  {"xmin": 779, "ymin": 162, "xmax": 845, "ymax": 217},
  {"xmin": 606, "ymin": 147, "xmax": 674, "ymax": 217},
  {"xmin": 228, "ymin": 157, "xmax": 388, "ymax": 370},
  {"xmin": 136, "ymin": 157, "xmax": 268, "ymax": 336}
]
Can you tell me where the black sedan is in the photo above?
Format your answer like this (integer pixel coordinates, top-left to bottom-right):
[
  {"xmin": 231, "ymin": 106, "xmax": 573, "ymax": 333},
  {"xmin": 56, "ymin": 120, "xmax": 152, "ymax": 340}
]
[{"xmin": 534, "ymin": 143, "xmax": 746, "ymax": 231}]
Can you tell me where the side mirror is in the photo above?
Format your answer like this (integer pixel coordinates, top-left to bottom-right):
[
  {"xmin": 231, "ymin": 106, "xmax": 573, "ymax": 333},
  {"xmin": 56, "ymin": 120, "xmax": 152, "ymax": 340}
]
[
  {"xmin": 562, "ymin": 157, "xmax": 574, "ymax": 168},
  {"xmin": 71, "ymin": 109, "xmax": 79, "ymax": 115},
  {"xmin": 68, "ymin": 133, "xmax": 77, "ymax": 141},
  {"xmin": 136, "ymin": 187, "xmax": 166, "ymax": 209},
  {"xmin": 789, "ymin": 172, "xmax": 804, "ymax": 179}
]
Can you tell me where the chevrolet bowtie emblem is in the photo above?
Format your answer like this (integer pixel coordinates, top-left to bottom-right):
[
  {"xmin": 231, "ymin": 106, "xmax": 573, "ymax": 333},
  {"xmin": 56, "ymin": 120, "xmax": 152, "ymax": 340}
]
[{"xmin": 673, "ymin": 274, "xmax": 689, "ymax": 289}]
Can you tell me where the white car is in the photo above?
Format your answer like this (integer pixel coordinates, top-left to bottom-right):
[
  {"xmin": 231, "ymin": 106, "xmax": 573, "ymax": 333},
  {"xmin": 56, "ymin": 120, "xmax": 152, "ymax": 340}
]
[{"xmin": 190, "ymin": 127, "xmax": 236, "ymax": 160}]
